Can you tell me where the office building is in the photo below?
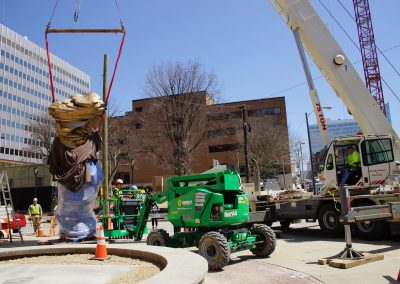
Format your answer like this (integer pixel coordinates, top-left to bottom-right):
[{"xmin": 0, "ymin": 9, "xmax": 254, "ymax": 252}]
[
  {"xmin": 112, "ymin": 93, "xmax": 289, "ymax": 184},
  {"xmin": 309, "ymin": 118, "xmax": 361, "ymax": 154},
  {"xmin": 0, "ymin": 24, "xmax": 90, "ymax": 165}
]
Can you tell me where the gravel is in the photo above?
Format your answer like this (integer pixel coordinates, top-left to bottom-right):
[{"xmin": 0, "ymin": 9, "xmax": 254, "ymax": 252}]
[{"xmin": 0, "ymin": 254, "xmax": 160, "ymax": 283}]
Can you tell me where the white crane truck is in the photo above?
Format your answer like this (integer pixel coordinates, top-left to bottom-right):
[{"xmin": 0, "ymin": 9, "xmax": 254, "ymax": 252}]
[{"xmin": 258, "ymin": 0, "xmax": 400, "ymax": 240}]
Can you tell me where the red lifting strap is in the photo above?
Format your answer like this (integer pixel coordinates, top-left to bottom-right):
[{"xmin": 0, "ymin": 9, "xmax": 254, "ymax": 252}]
[{"xmin": 44, "ymin": 26, "xmax": 126, "ymax": 128}]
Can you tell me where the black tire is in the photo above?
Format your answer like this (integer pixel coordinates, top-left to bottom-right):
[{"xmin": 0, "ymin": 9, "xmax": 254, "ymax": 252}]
[
  {"xmin": 265, "ymin": 220, "xmax": 273, "ymax": 227},
  {"xmin": 146, "ymin": 229, "xmax": 171, "ymax": 247},
  {"xmin": 280, "ymin": 220, "xmax": 291, "ymax": 230},
  {"xmin": 250, "ymin": 224, "xmax": 276, "ymax": 257},
  {"xmin": 352, "ymin": 202, "xmax": 388, "ymax": 241},
  {"xmin": 198, "ymin": 231, "xmax": 230, "ymax": 270},
  {"xmin": 317, "ymin": 203, "xmax": 344, "ymax": 237},
  {"xmin": 353, "ymin": 220, "xmax": 388, "ymax": 241}
]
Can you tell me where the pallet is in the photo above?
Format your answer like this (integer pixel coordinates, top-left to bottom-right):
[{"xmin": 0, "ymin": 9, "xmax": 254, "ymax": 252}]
[{"xmin": 318, "ymin": 252, "xmax": 384, "ymax": 269}]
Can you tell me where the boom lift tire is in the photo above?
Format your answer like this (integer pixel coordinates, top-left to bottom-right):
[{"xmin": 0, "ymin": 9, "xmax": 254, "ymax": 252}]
[
  {"xmin": 146, "ymin": 229, "xmax": 171, "ymax": 246},
  {"xmin": 198, "ymin": 231, "xmax": 230, "ymax": 270},
  {"xmin": 250, "ymin": 224, "xmax": 276, "ymax": 257},
  {"xmin": 317, "ymin": 203, "xmax": 344, "ymax": 237}
]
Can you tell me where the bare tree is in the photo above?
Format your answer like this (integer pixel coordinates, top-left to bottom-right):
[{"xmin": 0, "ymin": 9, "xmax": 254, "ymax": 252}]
[
  {"xmin": 107, "ymin": 103, "xmax": 142, "ymax": 187},
  {"xmin": 28, "ymin": 114, "xmax": 56, "ymax": 161},
  {"xmin": 240, "ymin": 117, "xmax": 300, "ymax": 178},
  {"xmin": 142, "ymin": 59, "xmax": 219, "ymax": 175}
]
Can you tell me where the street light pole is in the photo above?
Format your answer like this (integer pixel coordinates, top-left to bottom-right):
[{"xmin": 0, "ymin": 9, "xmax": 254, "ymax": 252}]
[
  {"xmin": 306, "ymin": 106, "xmax": 332, "ymax": 195},
  {"xmin": 305, "ymin": 112, "xmax": 317, "ymax": 195},
  {"xmin": 33, "ymin": 167, "xmax": 39, "ymax": 198},
  {"xmin": 299, "ymin": 142, "xmax": 305, "ymax": 187},
  {"xmin": 241, "ymin": 105, "xmax": 250, "ymax": 183},
  {"xmin": 130, "ymin": 159, "xmax": 135, "ymax": 185}
]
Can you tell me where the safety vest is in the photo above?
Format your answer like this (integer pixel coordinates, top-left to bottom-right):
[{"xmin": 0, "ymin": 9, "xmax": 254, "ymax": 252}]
[
  {"xmin": 29, "ymin": 204, "xmax": 42, "ymax": 215},
  {"xmin": 348, "ymin": 151, "xmax": 361, "ymax": 167}
]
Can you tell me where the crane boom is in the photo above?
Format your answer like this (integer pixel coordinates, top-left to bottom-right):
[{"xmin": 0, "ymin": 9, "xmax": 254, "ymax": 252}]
[{"xmin": 269, "ymin": 0, "xmax": 399, "ymax": 153}]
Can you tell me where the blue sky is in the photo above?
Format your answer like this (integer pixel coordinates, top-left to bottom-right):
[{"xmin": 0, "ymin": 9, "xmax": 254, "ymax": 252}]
[{"xmin": 4, "ymin": 0, "xmax": 400, "ymax": 159}]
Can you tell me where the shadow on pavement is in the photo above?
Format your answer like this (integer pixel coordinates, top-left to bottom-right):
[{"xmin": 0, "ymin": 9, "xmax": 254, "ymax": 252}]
[{"xmin": 382, "ymin": 276, "xmax": 399, "ymax": 283}]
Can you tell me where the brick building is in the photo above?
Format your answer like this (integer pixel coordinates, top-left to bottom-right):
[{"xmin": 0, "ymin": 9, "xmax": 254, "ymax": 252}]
[{"xmin": 112, "ymin": 92, "xmax": 289, "ymax": 185}]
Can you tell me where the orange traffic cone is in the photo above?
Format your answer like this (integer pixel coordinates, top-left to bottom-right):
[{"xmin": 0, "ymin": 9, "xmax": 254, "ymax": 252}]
[
  {"xmin": 48, "ymin": 216, "xmax": 56, "ymax": 236},
  {"xmin": 91, "ymin": 225, "xmax": 109, "ymax": 260},
  {"xmin": 0, "ymin": 229, "xmax": 9, "ymax": 239},
  {"xmin": 37, "ymin": 224, "xmax": 45, "ymax": 237},
  {"xmin": 107, "ymin": 217, "xmax": 113, "ymax": 230}
]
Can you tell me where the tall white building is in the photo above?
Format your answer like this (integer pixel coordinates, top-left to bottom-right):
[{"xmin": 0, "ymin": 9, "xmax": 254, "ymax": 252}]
[
  {"xmin": 0, "ymin": 24, "xmax": 90, "ymax": 164},
  {"xmin": 309, "ymin": 118, "xmax": 361, "ymax": 154}
]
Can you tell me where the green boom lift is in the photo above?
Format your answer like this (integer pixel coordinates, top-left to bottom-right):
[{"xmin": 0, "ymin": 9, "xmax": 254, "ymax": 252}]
[{"xmin": 134, "ymin": 165, "xmax": 276, "ymax": 270}]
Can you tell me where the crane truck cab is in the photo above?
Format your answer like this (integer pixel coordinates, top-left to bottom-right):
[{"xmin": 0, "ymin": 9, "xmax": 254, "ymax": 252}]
[{"xmin": 318, "ymin": 135, "xmax": 395, "ymax": 190}]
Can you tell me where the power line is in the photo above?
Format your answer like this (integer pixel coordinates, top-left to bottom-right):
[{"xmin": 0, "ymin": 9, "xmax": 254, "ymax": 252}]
[
  {"xmin": 318, "ymin": 0, "xmax": 400, "ymax": 103},
  {"xmin": 132, "ymin": 42, "xmax": 400, "ymax": 110},
  {"xmin": 336, "ymin": 0, "xmax": 400, "ymax": 80}
]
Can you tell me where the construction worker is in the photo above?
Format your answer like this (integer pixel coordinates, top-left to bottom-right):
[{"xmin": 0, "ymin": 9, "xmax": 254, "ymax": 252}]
[
  {"xmin": 340, "ymin": 146, "xmax": 361, "ymax": 185},
  {"xmin": 113, "ymin": 179, "xmax": 124, "ymax": 198},
  {"xmin": 151, "ymin": 201, "xmax": 159, "ymax": 230},
  {"xmin": 28, "ymin": 198, "xmax": 42, "ymax": 233}
]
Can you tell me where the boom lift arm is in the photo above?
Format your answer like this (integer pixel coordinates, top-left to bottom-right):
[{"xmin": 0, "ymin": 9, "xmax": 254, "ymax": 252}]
[{"xmin": 268, "ymin": 0, "xmax": 400, "ymax": 158}]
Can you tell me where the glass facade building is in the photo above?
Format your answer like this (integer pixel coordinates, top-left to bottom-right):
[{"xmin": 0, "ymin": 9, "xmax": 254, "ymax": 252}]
[
  {"xmin": 0, "ymin": 24, "xmax": 90, "ymax": 164},
  {"xmin": 309, "ymin": 118, "xmax": 361, "ymax": 154}
]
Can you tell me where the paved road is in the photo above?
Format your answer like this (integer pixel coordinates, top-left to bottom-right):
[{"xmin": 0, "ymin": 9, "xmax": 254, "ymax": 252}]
[
  {"xmin": 2, "ymin": 219, "xmax": 399, "ymax": 284},
  {"xmin": 155, "ymin": 220, "xmax": 400, "ymax": 284}
]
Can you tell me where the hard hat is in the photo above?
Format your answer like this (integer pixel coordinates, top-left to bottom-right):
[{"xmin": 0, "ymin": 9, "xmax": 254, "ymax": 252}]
[
  {"xmin": 131, "ymin": 185, "xmax": 138, "ymax": 190},
  {"xmin": 116, "ymin": 179, "xmax": 123, "ymax": 184},
  {"xmin": 33, "ymin": 198, "xmax": 38, "ymax": 202}
]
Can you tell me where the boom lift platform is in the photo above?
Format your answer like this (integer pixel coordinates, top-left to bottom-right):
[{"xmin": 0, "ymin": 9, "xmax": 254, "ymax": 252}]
[{"xmin": 101, "ymin": 188, "xmax": 148, "ymax": 239}]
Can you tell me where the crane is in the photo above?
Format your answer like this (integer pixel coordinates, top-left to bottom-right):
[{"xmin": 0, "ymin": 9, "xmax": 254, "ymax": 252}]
[
  {"xmin": 353, "ymin": 0, "xmax": 386, "ymax": 115},
  {"xmin": 269, "ymin": 0, "xmax": 399, "ymax": 190}
]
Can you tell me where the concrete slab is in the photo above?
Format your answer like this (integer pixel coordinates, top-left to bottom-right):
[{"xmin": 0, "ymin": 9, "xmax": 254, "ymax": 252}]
[{"xmin": 0, "ymin": 264, "xmax": 132, "ymax": 284}]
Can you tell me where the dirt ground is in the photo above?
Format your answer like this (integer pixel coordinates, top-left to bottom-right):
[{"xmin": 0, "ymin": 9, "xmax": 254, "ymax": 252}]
[{"xmin": 1, "ymin": 253, "xmax": 160, "ymax": 283}]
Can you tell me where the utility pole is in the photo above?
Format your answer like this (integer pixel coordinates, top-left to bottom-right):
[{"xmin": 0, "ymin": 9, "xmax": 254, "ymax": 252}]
[
  {"xmin": 241, "ymin": 105, "xmax": 250, "ymax": 183},
  {"xmin": 102, "ymin": 54, "xmax": 109, "ymax": 215},
  {"xmin": 299, "ymin": 142, "xmax": 305, "ymax": 187}
]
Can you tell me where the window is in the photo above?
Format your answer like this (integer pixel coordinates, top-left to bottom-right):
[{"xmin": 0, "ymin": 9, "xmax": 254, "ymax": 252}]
[
  {"xmin": 326, "ymin": 154, "xmax": 333, "ymax": 170},
  {"xmin": 208, "ymin": 128, "xmax": 236, "ymax": 138},
  {"xmin": 318, "ymin": 144, "xmax": 330, "ymax": 173},
  {"xmin": 135, "ymin": 107, "xmax": 143, "ymax": 113},
  {"xmin": 361, "ymin": 138, "xmax": 394, "ymax": 166},
  {"xmin": 248, "ymin": 108, "xmax": 278, "ymax": 117},
  {"xmin": 135, "ymin": 122, "xmax": 143, "ymax": 129},
  {"xmin": 208, "ymin": 144, "xmax": 238, "ymax": 153}
]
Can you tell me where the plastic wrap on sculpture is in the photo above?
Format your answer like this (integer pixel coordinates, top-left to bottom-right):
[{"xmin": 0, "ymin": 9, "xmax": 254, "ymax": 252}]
[{"xmin": 56, "ymin": 160, "xmax": 104, "ymax": 241}]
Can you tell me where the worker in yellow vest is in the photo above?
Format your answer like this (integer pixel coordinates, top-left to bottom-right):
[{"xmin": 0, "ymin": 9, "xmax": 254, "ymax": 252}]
[
  {"xmin": 28, "ymin": 198, "xmax": 42, "ymax": 233},
  {"xmin": 340, "ymin": 147, "xmax": 361, "ymax": 186}
]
